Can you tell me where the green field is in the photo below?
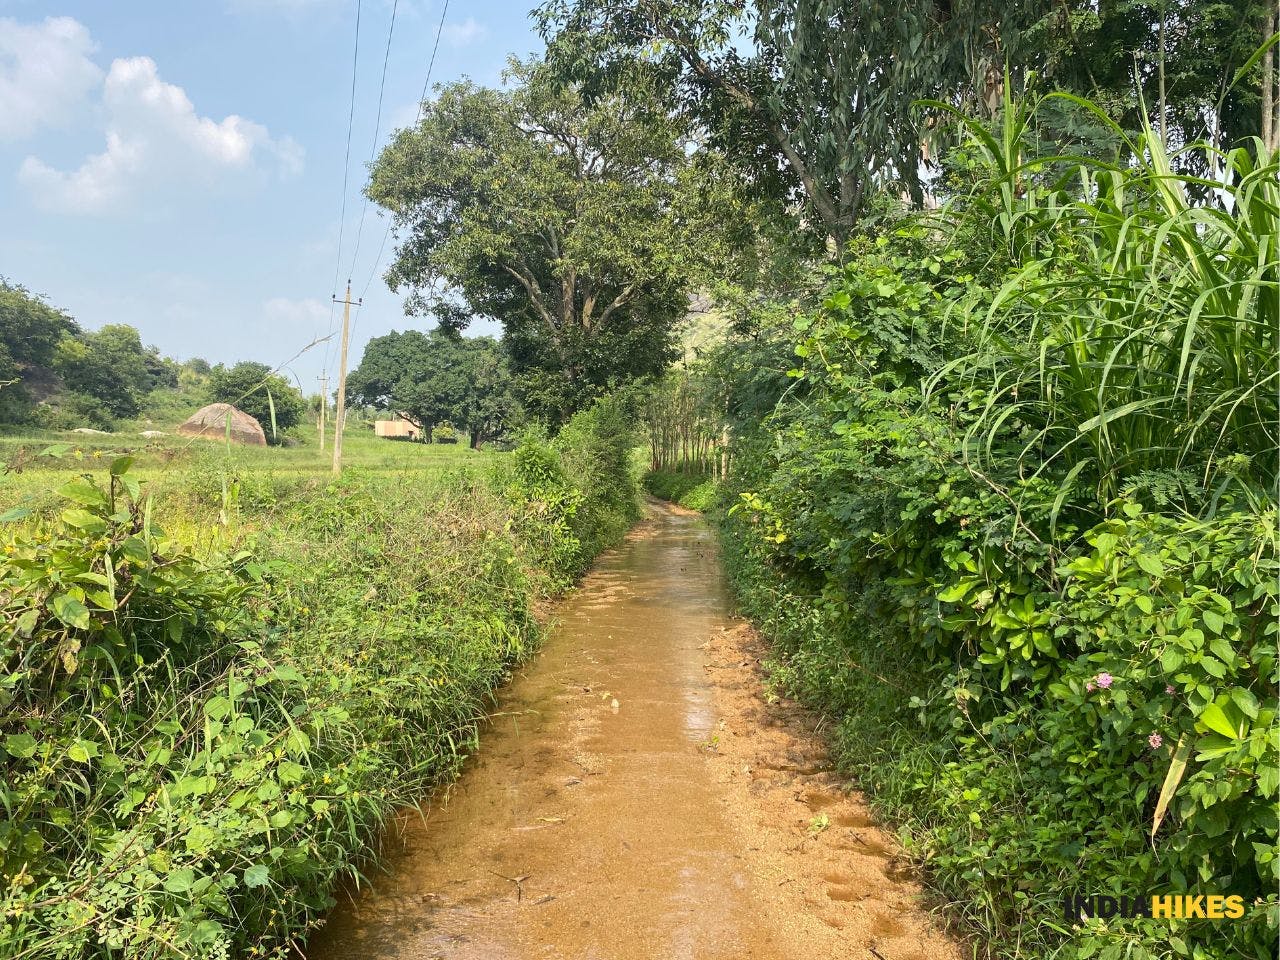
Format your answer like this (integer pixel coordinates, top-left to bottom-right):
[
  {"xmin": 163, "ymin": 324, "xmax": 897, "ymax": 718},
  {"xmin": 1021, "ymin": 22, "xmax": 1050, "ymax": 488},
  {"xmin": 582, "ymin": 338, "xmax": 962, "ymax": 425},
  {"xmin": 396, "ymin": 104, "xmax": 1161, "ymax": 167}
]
[{"xmin": 0, "ymin": 424, "xmax": 500, "ymax": 515}]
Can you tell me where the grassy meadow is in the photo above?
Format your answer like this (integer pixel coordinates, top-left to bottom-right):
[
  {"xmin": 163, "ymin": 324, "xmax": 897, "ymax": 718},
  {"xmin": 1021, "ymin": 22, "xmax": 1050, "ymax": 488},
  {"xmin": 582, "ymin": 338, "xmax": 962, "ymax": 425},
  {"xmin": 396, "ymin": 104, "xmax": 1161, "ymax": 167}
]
[{"xmin": 1, "ymin": 423, "xmax": 498, "ymax": 510}]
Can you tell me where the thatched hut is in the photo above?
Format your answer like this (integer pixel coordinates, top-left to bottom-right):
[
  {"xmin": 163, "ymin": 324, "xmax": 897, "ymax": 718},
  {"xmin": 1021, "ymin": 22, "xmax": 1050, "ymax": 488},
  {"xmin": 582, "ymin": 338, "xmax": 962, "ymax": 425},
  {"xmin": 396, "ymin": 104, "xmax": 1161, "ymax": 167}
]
[{"xmin": 178, "ymin": 403, "xmax": 267, "ymax": 446}]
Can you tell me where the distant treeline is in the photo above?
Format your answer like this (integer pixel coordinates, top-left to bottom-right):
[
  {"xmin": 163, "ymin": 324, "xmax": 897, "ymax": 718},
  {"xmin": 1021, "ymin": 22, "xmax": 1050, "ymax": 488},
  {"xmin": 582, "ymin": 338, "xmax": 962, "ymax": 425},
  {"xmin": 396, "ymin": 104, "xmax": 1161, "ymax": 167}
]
[{"xmin": 0, "ymin": 280, "xmax": 311, "ymax": 439}]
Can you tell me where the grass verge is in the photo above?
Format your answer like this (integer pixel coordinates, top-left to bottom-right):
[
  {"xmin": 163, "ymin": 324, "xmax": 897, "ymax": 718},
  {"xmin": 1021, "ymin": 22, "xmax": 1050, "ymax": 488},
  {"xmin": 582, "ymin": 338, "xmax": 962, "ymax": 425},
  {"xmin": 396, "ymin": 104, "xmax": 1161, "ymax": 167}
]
[{"xmin": 1, "ymin": 397, "xmax": 638, "ymax": 959}]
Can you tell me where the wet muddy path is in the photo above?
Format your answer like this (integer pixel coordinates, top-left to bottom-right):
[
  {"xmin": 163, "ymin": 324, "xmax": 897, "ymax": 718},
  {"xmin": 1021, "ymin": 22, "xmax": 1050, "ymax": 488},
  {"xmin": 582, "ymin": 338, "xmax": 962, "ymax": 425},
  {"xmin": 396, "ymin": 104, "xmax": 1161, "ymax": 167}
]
[{"xmin": 305, "ymin": 502, "xmax": 959, "ymax": 960}]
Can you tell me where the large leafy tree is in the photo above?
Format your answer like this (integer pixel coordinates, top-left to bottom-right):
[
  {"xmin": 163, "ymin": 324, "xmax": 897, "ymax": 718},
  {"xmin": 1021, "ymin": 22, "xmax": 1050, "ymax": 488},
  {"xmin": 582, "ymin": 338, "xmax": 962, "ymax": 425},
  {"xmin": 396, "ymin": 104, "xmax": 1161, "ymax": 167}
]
[
  {"xmin": 367, "ymin": 60, "xmax": 714, "ymax": 424},
  {"xmin": 54, "ymin": 324, "xmax": 152, "ymax": 421},
  {"xmin": 537, "ymin": 0, "xmax": 1035, "ymax": 247},
  {"xmin": 206, "ymin": 361, "xmax": 304, "ymax": 440},
  {"xmin": 347, "ymin": 331, "xmax": 519, "ymax": 447},
  {"xmin": 537, "ymin": 1, "xmax": 1275, "ymax": 248}
]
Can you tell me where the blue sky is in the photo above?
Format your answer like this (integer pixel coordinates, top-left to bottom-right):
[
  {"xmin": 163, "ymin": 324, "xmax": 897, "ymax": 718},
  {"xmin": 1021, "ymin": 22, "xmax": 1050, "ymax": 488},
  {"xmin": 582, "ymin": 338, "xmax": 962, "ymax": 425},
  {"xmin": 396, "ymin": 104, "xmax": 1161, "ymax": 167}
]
[{"xmin": 0, "ymin": 1, "xmax": 542, "ymax": 394}]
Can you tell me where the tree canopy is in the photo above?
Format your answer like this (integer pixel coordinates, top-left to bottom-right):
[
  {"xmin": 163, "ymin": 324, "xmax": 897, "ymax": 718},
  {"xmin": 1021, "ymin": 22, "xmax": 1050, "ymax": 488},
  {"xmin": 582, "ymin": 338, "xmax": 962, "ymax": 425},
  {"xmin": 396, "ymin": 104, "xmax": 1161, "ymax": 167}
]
[
  {"xmin": 207, "ymin": 361, "xmax": 305, "ymax": 441},
  {"xmin": 536, "ymin": 0, "xmax": 1277, "ymax": 245},
  {"xmin": 367, "ymin": 60, "xmax": 718, "ymax": 423},
  {"xmin": 346, "ymin": 330, "xmax": 519, "ymax": 447},
  {"xmin": 0, "ymin": 281, "xmax": 79, "ymax": 423},
  {"xmin": 54, "ymin": 324, "xmax": 152, "ymax": 421}
]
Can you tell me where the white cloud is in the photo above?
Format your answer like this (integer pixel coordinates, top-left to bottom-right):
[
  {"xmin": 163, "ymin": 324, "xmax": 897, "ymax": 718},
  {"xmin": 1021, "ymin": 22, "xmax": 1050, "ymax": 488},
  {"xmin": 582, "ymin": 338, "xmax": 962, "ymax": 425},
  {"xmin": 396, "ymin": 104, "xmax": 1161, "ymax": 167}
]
[
  {"xmin": 264, "ymin": 296, "xmax": 329, "ymax": 329},
  {"xmin": 20, "ymin": 55, "xmax": 303, "ymax": 214},
  {"xmin": 0, "ymin": 16, "xmax": 102, "ymax": 140},
  {"xmin": 443, "ymin": 17, "xmax": 486, "ymax": 47}
]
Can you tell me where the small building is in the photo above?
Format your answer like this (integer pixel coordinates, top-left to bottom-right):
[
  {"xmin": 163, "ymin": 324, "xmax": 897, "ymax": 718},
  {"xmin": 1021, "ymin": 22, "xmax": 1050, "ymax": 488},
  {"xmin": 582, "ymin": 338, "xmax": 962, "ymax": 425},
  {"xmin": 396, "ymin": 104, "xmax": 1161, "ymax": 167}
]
[{"xmin": 374, "ymin": 416, "xmax": 421, "ymax": 440}]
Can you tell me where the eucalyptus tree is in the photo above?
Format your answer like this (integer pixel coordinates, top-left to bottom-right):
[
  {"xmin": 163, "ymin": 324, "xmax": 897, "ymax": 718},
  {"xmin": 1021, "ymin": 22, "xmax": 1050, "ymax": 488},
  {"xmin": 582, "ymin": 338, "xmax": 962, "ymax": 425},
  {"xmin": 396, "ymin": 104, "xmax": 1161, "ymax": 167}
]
[{"xmin": 367, "ymin": 60, "xmax": 720, "ymax": 424}]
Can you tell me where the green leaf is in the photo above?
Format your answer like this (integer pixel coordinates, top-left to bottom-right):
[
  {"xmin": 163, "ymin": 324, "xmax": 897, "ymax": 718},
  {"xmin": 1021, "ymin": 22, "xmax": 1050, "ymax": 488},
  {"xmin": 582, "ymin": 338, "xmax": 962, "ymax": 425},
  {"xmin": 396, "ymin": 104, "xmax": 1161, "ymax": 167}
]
[
  {"xmin": 1134, "ymin": 552, "xmax": 1164, "ymax": 577},
  {"xmin": 109, "ymin": 455, "xmax": 135, "ymax": 476},
  {"xmin": 51, "ymin": 593, "xmax": 92, "ymax": 630},
  {"xmin": 1151, "ymin": 735, "xmax": 1190, "ymax": 840},
  {"xmin": 0, "ymin": 505, "xmax": 33, "ymax": 523},
  {"xmin": 57, "ymin": 479, "xmax": 107, "ymax": 507},
  {"xmin": 1229, "ymin": 688, "xmax": 1260, "ymax": 720},
  {"xmin": 4, "ymin": 733, "xmax": 37, "ymax": 759},
  {"xmin": 243, "ymin": 864, "xmax": 270, "ymax": 888},
  {"xmin": 60, "ymin": 508, "xmax": 107, "ymax": 534},
  {"xmin": 937, "ymin": 579, "xmax": 976, "ymax": 603},
  {"xmin": 67, "ymin": 740, "xmax": 99, "ymax": 763},
  {"xmin": 1198, "ymin": 702, "xmax": 1242, "ymax": 740},
  {"xmin": 1209, "ymin": 637, "xmax": 1236, "ymax": 665},
  {"xmin": 120, "ymin": 536, "xmax": 150, "ymax": 564},
  {"xmin": 164, "ymin": 868, "xmax": 195, "ymax": 893}
]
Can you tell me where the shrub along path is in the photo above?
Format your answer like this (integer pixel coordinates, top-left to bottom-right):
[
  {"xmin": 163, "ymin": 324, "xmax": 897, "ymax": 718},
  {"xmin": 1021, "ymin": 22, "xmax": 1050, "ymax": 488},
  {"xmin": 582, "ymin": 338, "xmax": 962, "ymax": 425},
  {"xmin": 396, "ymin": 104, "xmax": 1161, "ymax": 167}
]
[{"xmin": 305, "ymin": 500, "xmax": 958, "ymax": 959}]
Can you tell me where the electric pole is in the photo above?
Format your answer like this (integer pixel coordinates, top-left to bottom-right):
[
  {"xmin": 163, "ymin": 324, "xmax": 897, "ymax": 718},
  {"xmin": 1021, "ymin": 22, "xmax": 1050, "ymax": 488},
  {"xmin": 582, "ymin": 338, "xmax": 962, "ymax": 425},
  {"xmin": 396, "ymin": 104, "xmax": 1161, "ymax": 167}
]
[
  {"xmin": 331, "ymin": 282, "xmax": 361, "ymax": 475},
  {"xmin": 316, "ymin": 371, "xmax": 329, "ymax": 452}
]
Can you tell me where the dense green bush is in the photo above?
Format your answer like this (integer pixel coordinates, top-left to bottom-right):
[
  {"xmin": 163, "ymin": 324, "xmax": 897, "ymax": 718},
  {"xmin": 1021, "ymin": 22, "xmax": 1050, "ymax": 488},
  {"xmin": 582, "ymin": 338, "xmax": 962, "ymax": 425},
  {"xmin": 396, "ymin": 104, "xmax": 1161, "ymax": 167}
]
[
  {"xmin": 643, "ymin": 470, "xmax": 717, "ymax": 512},
  {"xmin": 0, "ymin": 404, "xmax": 638, "ymax": 958},
  {"xmin": 717, "ymin": 104, "xmax": 1278, "ymax": 960}
]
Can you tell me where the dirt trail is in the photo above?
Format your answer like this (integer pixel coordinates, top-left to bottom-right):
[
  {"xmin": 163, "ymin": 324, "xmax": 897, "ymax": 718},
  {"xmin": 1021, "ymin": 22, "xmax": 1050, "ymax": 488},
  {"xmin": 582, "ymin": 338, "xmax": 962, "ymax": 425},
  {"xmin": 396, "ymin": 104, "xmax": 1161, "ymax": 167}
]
[{"xmin": 304, "ymin": 502, "xmax": 960, "ymax": 960}]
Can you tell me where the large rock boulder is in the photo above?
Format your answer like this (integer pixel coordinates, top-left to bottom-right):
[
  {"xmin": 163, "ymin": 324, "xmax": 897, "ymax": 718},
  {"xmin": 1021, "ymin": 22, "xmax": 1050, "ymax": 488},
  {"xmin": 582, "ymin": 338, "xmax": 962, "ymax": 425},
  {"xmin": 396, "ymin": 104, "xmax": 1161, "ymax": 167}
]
[{"xmin": 177, "ymin": 403, "xmax": 267, "ymax": 446}]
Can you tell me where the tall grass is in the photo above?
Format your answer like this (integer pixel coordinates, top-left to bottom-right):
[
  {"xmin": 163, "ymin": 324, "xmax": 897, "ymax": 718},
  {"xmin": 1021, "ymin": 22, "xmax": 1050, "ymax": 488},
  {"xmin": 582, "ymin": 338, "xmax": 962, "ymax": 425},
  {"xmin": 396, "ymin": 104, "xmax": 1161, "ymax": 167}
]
[{"xmin": 925, "ymin": 93, "xmax": 1278, "ymax": 512}]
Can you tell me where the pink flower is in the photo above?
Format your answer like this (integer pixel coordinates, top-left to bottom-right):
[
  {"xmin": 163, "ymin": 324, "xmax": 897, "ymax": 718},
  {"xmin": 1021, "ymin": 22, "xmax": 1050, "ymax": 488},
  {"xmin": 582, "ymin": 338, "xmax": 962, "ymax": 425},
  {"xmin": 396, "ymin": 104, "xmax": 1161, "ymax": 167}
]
[
  {"xmin": 1165, "ymin": 684, "xmax": 1176, "ymax": 695},
  {"xmin": 1148, "ymin": 732, "xmax": 1163, "ymax": 750},
  {"xmin": 1095, "ymin": 672, "xmax": 1114, "ymax": 689},
  {"xmin": 1085, "ymin": 681, "xmax": 1096, "ymax": 692}
]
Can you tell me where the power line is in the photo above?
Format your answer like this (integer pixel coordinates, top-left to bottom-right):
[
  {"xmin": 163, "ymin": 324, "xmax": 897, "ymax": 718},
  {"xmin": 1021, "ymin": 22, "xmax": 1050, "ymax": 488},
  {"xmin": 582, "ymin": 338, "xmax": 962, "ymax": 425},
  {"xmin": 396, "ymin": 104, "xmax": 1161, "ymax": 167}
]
[
  {"xmin": 352, "ymin": 0, "xmax": 451, "ymax": 317},
  {"xmin": 323, "ymin": 0, "xmax": 364, "ymax": 377},
  {"xmin": 346, "ymin": 0, "xmax": 400, "ymax": 280}
]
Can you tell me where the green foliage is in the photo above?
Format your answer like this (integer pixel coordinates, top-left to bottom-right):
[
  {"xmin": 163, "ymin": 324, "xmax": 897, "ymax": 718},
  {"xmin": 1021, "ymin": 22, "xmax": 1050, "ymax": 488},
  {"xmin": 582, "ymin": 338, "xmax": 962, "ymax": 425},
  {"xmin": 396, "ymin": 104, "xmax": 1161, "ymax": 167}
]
[
  {"xmin": 0, "ymin": 419, "xmax": 636, "ymax": 957},
  {"xmin": 53, "ymin": 324, "xmax": 152, "ymax": 421},
  {"xmin": 643, "ymin": 469, "xmax": 717, "ymax": 512},
  {"xmin": 347, "ymin": 330, "xmax": 519, "ymax": 446},
  {"xmin": 207, "ymin": 362, "xmax": 305, "ymax": 442},
  {"xmin": 538, "ymin": 0, "xmax": 1027, "ymax": 242},
  {"xmin": 714, "ymin": 97, "xmax": 1278, "ymax": 960},
  {"xmin": 0, "ymin": 281, "xmax": 214, "ymax": 433},
  {"xmin": 541, "ymin": 0, "xmax": 1274, "ymax": 245},
  {"xmin": 0, "ymin": 281, "xmax": 79, "ymax": 425},
  {"xmin": 503, "ymin": 393, "xmax": 641, "ymax": 587},
  {"xmin": 922, "ymin": 94, "xmax": 1279, "ymax": 504},
  {"xmin": 367, "ymin": 59, "xmax": 714, "ymax": 424}
]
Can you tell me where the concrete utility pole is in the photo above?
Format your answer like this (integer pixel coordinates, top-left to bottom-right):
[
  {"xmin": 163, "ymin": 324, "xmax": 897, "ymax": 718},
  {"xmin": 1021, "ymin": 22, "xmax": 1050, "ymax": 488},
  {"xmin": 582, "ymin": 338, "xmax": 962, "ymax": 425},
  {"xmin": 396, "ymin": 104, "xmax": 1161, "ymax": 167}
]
[
  {"xmin": 331, "ymin": 282, "xmax": 361, "ymax": 475},
  {"xmin": 316, "ymin": 371, "xmax": 329, "ymax": 452}
]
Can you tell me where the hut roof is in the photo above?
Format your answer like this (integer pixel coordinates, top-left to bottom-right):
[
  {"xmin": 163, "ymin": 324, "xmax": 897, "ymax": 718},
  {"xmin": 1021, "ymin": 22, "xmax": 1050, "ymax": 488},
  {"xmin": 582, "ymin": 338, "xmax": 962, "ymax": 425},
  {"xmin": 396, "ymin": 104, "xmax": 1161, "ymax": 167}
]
[{"xmin": 177, "ymin": 403, "xmax": 267, "ymax": 446}]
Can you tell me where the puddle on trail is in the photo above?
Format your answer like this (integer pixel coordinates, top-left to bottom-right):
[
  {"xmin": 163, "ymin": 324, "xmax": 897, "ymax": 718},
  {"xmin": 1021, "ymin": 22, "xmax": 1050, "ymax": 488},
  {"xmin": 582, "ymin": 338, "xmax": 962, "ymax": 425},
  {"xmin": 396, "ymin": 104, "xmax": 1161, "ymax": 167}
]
[{"xmin": 305, "ymin": 503, "xmax": 788, "ymax": 960}]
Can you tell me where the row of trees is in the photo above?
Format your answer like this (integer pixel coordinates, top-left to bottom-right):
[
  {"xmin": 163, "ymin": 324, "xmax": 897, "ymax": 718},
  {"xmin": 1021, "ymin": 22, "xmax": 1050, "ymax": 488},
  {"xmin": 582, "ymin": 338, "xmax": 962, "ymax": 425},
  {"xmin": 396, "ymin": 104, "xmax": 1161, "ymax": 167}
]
[
  {"xmin": 0, "ymin": 280, "xmax": 307, "ymax": 439},
  {"xmin": 1, "ymin": 281, "xmax": 189, "ymax": 429}
]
